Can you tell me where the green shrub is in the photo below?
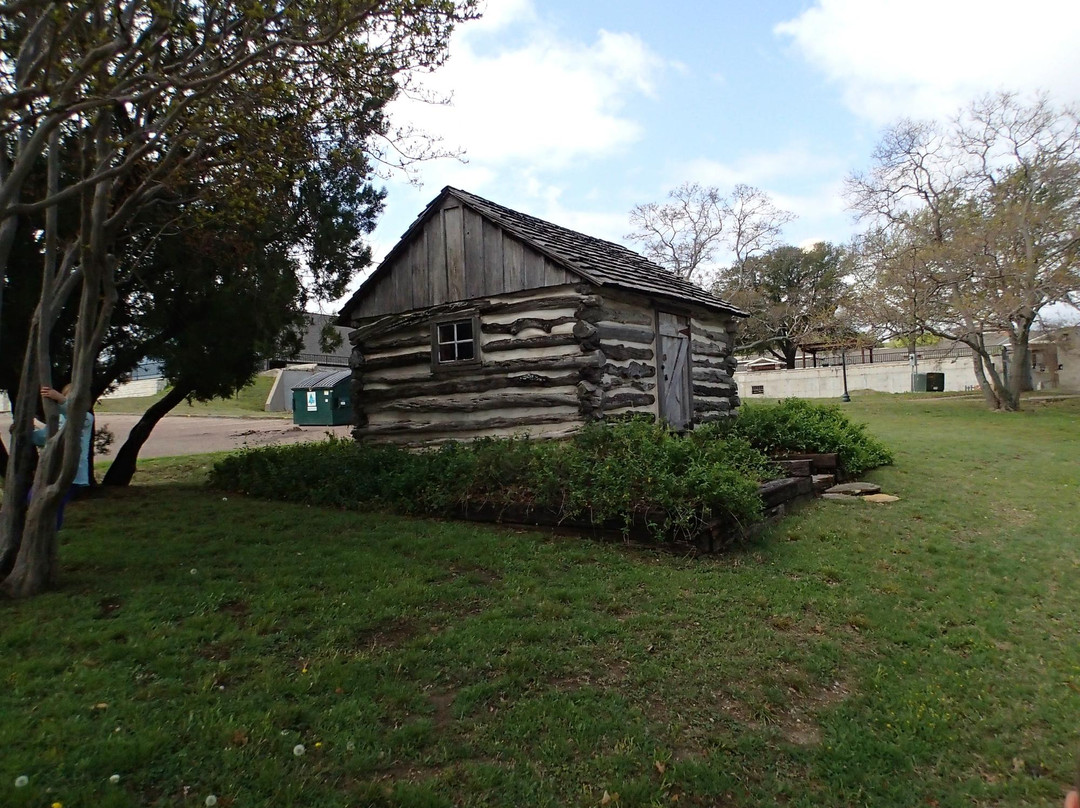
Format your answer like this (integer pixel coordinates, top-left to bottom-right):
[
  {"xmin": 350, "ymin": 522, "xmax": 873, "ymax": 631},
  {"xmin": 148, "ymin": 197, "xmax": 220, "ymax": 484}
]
[
  {"xmin": 209, "ymin": 405, "xmax": 892, "ymax": 544},
  {"xmin": 730, "ymin": 398, "xmax": 894, "ymax": 476},
  {"xmin": 209, "ymin": 421, "xmax": 777, "ymax": 544}
]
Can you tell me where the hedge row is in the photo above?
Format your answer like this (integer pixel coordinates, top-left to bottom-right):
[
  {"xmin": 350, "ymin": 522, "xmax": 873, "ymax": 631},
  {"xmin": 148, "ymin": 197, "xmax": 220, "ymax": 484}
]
[
  {"xmin": 209, "ymin": 400, "xmax": 892, "ymax": 544},
  {"xmin": 732, "ymin": 398, "xmax": 894, "ymax": 476}
]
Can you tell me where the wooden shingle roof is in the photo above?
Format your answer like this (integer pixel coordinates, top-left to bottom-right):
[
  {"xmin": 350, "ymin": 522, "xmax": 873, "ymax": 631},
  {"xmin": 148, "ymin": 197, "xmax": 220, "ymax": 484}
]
[
  {"xmin": 339, "ymin": 186, "xmax": 746, "ymax": 322},
  {"xmin": 443, "ymin": 188, "xmax": 746, "ymax": 316}
]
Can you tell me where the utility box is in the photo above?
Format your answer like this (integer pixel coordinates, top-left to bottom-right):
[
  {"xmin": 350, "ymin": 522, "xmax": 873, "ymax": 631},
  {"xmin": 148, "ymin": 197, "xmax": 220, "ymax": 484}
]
[
  {"xmin": 912, "ymin": 373, "xmax": 928, "ymax": 392},
  {"xmin": 291, "ymin": 369, "xmax": 353, "ymax": 426},
  {"xmin": 925, "ymin": 372, "xmax": 945, "ymax": 392}
]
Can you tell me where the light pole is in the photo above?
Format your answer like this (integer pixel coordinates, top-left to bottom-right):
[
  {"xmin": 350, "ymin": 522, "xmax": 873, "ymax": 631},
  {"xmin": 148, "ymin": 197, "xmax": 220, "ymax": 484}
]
[{"xmin": 841, "ymin": 344, "xmax": 850, "ymax": 402}]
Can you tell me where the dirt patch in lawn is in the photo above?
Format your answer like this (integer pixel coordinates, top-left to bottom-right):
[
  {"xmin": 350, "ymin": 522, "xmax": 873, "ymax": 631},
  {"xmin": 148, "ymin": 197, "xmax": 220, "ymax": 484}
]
[
  {"xmin": 354, "ymin": 617, "xmax": 418, "ymax": 650},
  {"xmin": 717, "ymin": 677, "xmax": 852, "ymax": 747}
]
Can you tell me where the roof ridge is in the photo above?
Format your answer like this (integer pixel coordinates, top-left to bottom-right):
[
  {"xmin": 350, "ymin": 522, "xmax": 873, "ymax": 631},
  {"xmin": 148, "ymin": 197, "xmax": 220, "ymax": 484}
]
[
  {"xmin": 445, "ymin": 186, "xmax": 645, "ymax": 259},
  {"xmin": 444, "ymin": 187, "xmax": 745, "ymax": 315},
  {"xmin": 339, "ymin": 186, "xmax": 748, "ymax": 322}
]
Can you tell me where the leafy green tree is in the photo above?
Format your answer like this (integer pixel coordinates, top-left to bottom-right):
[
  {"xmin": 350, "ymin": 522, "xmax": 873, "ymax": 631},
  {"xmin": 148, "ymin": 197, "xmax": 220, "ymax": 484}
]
[
  {"xmin": 0, "ymin": 0, "xmax": 477, "ymax": 598},
  {"xmin": 716, "ymin": 242, "xmax": 850, "ymax": 369},
  {"xmin": 99, "ymin": 160, "xmax": 385, "ymax": 487}
]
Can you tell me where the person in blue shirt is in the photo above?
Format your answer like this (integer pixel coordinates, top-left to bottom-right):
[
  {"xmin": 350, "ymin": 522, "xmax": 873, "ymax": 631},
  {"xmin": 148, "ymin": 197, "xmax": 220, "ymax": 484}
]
[{"xmin": 31, "ymin": 384, "xmax": 93, "ymax": 529}]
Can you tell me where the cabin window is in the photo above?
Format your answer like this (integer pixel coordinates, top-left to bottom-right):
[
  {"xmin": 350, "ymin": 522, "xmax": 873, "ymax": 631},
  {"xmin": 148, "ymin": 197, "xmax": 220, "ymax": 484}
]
[{"xmin": 432, "ymin": 314, "xmax": 481, "ymax": 368}]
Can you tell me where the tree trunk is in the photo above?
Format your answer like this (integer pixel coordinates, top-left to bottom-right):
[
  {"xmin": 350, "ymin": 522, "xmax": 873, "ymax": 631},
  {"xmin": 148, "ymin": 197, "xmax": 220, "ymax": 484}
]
[
  {"xmin": 1, "ymin": 414, "xmax": 71, "ymax": 596},
  {"xmin": 102, "ymin": 383, "xmax": 193, "ymax": 486},
  {"xmin": 0, "ymin": 331, "xmax": 39, "ymax": 577},
  {"xmin": 1, "ymin": 491, "xmax": 61, "ymax": 597},
  {"xmin": 971, "ymin": 346, "xmax": 1021, "ymax": 412},
  {"xmin": 782, "ymin": 343, "xmax": 797, "ymax": 370},
  {"xmin": 986, "ymin": 345, "xmax": 1019, "ymax": 411},
  {"xmin": 970, "ymin": 352, "xmax": 1001, "ymax": 409},
  {"xmin": 0, "ymin": 436, "xmax": 34, "ymax": 578},
  {"xmin": 1009, "ymin": 325, "xmax": 1034, "ymax": 405}
]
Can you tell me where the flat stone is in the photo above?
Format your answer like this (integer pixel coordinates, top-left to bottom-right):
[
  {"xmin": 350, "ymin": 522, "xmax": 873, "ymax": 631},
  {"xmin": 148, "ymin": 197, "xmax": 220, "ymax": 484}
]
[
  {"xmin": 862, "ymin": 493, "xmax": 900, "ymax": 503},
  {"xmin": 825, "ymin": 482, "xmax": 881, "ymax": 496},
  {"xmin": 822, "ymin": 493, "xmax": 859, "ymax": 502},
  {"xmin": 812, "ymin": 474, "xmax": 835, "ymax": 493}
]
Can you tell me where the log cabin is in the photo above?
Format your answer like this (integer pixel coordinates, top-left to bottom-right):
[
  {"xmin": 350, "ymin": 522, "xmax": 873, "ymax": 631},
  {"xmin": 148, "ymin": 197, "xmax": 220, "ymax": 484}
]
[{"xmin": 337, "ymin": 187, "xmax": 748, "ymax": 444}]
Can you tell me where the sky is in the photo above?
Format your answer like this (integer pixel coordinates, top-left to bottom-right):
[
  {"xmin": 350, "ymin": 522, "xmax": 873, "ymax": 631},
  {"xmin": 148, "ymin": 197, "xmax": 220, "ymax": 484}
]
[{"xmin": 328, "ymin": 0, "xmax": 1080, "ymax": 312}]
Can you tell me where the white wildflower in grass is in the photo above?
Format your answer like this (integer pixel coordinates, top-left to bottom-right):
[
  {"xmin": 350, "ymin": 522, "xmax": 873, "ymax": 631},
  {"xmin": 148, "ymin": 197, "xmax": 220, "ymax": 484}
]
[
  {"xmin": 14, "ymin": 775, "xmax": 28, "ymax": 788},
  {"xmin": 346, "ymin": 741, "xmax": 355, "ymax": 752},
  {"xmin": 109, "ymin": 774, "xmax": 120, "ymax": 784},
  {"xmin": 190, "ymin": 569, "xmax": 198, "ymax": 575},
  {"xmin": 293, "ymin": 743, "xmax": 306, "ymax": 756},
  {"xmin": 205, "ymin": 795, "xmax": 218, "ymax": 807}
]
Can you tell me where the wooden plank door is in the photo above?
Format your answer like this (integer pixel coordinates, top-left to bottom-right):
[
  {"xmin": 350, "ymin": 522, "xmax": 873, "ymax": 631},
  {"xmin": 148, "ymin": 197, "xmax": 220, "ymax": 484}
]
[{"xmin": 657, "ymin": 311, "xmax": 691, "ymax": 429}]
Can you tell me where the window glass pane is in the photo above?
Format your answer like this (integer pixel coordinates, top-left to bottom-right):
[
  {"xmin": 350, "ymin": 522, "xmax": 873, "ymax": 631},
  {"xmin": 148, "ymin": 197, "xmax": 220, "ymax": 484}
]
[{"xmin": 434, "ymin": 318, "xmax": 478, "ymax": 364}]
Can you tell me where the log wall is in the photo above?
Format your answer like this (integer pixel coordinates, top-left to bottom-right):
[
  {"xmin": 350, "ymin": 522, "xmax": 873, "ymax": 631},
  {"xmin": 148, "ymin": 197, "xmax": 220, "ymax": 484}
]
[
  {"xmin": 576, "ymin": 290, "xmax": 659, "ymax": 421},
  {"xmin": 690, "ymin": 313, "xmax": 741, "ymax": 423},
  {"xmin": 352, "ymin": 285, "xmax": 594, "ymax": 444},
  {"xmin": 348, "ymin": 284, "xmax": 741, "ymax": 445}
]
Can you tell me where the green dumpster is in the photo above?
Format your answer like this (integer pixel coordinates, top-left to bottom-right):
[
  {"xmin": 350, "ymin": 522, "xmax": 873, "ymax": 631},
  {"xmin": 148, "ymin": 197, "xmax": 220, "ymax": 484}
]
[{"xmin": 291, "ymin": 369, "xmax": 354, "ymax": 426}]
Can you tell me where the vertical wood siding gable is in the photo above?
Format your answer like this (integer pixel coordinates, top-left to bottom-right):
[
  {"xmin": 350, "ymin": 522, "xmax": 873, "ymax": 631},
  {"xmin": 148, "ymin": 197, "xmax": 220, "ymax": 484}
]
[
  {"xmin": 464, "ymin": 207, "xmax": 486, "ymax": 299},
  {"xmin": 429, "ymin": 214, "xmax": 448, "ymax": 305},
  {"xmin": 444, "ymin": 204, "xmax": 466, "ymax": 300},
  {"xmin": 350, "ymin": 201, "xmax": 578, "ymax": 319}
]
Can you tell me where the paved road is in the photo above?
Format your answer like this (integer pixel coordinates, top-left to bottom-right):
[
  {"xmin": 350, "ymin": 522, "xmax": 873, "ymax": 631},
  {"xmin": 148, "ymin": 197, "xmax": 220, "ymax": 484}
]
[{"xmin": 0, "ymin": 413, "xmax": 352, "ymax": 458}]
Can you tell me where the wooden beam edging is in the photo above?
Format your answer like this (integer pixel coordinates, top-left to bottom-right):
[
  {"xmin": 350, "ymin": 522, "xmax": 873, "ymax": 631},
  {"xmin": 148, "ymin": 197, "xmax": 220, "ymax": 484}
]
[{"xmin": 449, "ymin": 474, "xmax": 819, "ymax": 553}]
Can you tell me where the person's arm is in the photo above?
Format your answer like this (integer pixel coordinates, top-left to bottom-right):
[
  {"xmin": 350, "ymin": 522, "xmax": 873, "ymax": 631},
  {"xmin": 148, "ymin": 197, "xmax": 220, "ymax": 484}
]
[
  {"xmin": 41, "ymin": 385, "xmax": 67, "ymax": 414},
  {"xmin": 33, "ymin": 386, "xmax": 67, "ymax": 445}
]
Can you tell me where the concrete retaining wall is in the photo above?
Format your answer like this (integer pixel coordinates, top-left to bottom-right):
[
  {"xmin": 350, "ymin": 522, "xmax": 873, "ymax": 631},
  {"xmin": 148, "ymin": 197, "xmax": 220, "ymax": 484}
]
[
  {"xmin": 264, "ymin": 366, "xmax": 322, "ymax": 412},
  {"xmin": 736, "ymin": 355, "xmax": 980, "ymax": 399},
  {"xmin": 101, "ymin": 377, "xmax": 168, "ymax": 399}
]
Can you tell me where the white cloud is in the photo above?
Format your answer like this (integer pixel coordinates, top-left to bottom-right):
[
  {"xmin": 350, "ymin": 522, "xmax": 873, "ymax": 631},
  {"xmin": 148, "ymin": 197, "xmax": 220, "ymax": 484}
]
[
  {"xmin": 776, "ymin": 0, "xmax": 1080, "ymax": 123},
  {"xmin": 682, "ymin": 145, "xmax": 845, "ymax": 187},
  {"xmin": 469, "ymin": 0, "xmax": 537, "ymax": 33},
  {"xmin": 771, "ymin": 180, "xmax": 855, "ymax": 242},
  {"xmin": 389, "ymin": 1, "xmax": 668, "ymax": 171}
]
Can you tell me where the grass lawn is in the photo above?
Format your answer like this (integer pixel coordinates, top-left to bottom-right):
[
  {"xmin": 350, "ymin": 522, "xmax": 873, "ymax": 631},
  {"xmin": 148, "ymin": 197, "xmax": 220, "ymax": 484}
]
[
  {"xmin": 95, "ymin": 373, "xmax": 285, "ymax": 418},
  {"xmin": 2, "ymin": 396, "xmax": 1079, "ymax": 807}
]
